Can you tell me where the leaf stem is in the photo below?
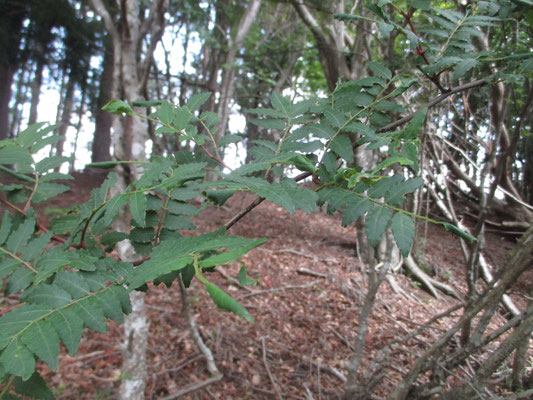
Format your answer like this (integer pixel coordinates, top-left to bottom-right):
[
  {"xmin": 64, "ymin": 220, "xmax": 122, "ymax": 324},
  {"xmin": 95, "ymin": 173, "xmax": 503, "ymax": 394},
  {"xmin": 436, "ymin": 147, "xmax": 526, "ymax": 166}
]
[
  {"xmin": 0, "ymin": 375, "xmax": 14, "ymax": 397},
  {"xmin": 0, "ymin": 246, "xmax": 38, "ymax": 273}
]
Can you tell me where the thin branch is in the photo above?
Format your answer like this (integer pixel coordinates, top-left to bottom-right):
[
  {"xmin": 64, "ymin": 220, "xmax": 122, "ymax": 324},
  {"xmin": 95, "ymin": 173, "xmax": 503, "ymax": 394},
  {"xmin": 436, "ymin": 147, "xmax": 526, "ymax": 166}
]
[
  {"xmin": 378, "ymin": 77, "xmax": 493, "ymax": 133},
  {"xmin": 261, "ymin": 336, "xmax": 283, "ymax": 400}
]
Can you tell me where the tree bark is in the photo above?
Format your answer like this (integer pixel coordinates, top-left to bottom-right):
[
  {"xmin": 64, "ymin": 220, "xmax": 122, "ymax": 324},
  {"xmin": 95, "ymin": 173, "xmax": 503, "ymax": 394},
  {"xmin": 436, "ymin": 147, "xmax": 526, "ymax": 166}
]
[{"xmin": 91, "ymin": 36, "xmax": 114, "ymax": 163}]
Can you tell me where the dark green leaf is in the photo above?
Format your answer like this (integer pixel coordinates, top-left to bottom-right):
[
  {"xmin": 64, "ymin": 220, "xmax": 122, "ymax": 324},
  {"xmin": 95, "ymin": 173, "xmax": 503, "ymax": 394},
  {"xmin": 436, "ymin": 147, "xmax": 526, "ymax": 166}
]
[
  {"xmin": 48, "ymin": 309, "xmax": 83, "ymax": 355},
  {"xmin": 20, "ymin": 232, "xmax": 52, "ymax": 261},
  {"xmin": 129, "ymin": 191, "xmax": 147, "ymax": 227},
  {"xmin": 6, "ymin": 269, "xmax": 34, "ymax": 295},
  {"xmin": 166, "ymin": 201, "xmax": 198, "ymax": 216},
  {"xmin": 186, "ymin": 92, "xmax": 211, "ymax": 111},
  {"xmin": 5, "ymin": 214, "xmax": 35, "ymax": 253},
  {"xmin": 249, "ymin": 118, "xmax": 286, "ymax": 130},
  {"xmin": 198, "ymin": 238, "xmax": 267, "ymax": 268},
  {"xmin": 157, "ymin": 101, "xmax": 174, "ymax": 125},
  {"xmin": 367, "ymin": 61, "xmax": 392, "ymax": 80},
  {"xmin": 35, "ymin": 156, "xmax": 70, "ymax": 173},
  {"xmin": 14, "ymin": 372, "xmax": 55, "ymax": 400},
  {"xmin": 104, "ymin": 194, "xmax": 129, "ymax": 225},
  {"xmin": 0, "ymin": 210, "xmax": 13, "ymax": 245},
  {"xmin": 204, "ymin": 190, "xmax": 234, "ymax": 205},
  {"xmin": 54, "ymin": 271, "xmax": 90, "ymax": 299},
  {"xmin": 0, "ymin": 305, "xmax": 50, "ymax": 350},
  {"xmin": 21, "ymin": 320, "xmax": 60, "ymax": 370},
  {"xmin": 0, "ymin": 144, "xmax": 33, "ymax": 166},
  {"xmin": 391, "ymin": 213, "xmax": 415, "ymax": 257},
  {"xmin": 1, "ymin": 339, "xmax": 35, "ymax": 380},
  {"xmin": 0, "ymin": 258, "xmax": 21, "ymax": 280},
  {"xmin": 330, "ymin": 135, "xmax": 354, "ymax": 164},
  {"xmin": 404, "ymin": 108, "xmax": 427, "ymax": 139},
  {"xmin": 366, "ymin": 206, "xmax": 393, "ymax": 247},
  {"xmin": 271, "ymin": 92, "xmax": 291, "ymax": 116},
  {"xmin": 73, "ymin": 298, "xmax": 108, "ymax": 333},
  {"xmin": 129, "ymin": 227, "xmax": 155, "ymax": 243},
  {"xmin": 24, "ymin": 283, "xmax": 72, "ymax": 308},
  {"xmin": 32, "ymin": 183, "xmax": 70, "ymax": 203},
  {"xmin": 132, "ymin": 100, "xmax": 162, "ymax": 107},
  {"xmin": 173, "ymin": 107, "xmax": 191, "ymax": 130}
]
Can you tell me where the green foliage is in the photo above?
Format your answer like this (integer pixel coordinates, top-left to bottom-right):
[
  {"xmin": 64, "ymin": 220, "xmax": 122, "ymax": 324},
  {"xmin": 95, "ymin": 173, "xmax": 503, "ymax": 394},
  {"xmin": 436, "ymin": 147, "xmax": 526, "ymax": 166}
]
[{"xmin": 4, "ymin": 5, "xmax": 526, "ymax": 388}]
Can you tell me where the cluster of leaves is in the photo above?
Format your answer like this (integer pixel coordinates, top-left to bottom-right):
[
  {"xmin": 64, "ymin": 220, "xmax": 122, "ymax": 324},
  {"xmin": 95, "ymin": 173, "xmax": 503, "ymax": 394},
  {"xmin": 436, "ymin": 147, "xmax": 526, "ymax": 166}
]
[
  {"xmin": 335, "ymin": 0, "xmax": 533, "ymax": 82},
  {"xmin": 0, "ymin": 114, "xmax": 265, "ymax": 397},
  {"xmin": 0, "ymin": 67, "xmax": 471, "ymax": 398}
]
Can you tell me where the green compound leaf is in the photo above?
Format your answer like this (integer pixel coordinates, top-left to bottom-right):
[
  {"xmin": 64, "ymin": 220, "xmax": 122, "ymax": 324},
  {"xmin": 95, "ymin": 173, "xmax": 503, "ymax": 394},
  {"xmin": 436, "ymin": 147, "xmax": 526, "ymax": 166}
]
[
  {"xmin": 128, "ymin": 231, "xmax": 264, "ymax": 290},
  {"xmin": 204, "ymin": 281, "xmax": 253, "ymax": 323},
  {"xmin": 391, "ymin": 213, "xmax": 415, "ymax": 258},
  {"xmin": 366, "ymin": 206, "xmax": 393, "ymax": 248}
]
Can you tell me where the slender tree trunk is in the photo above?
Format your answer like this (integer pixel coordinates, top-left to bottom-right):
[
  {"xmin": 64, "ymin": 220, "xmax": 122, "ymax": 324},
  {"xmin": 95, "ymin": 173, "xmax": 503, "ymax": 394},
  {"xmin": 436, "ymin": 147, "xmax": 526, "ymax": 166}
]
[
  {"xmin": 55, "ymin": 75, "xmax": 75, "ymax": 159},
  {"xmin": 89, "ymin": 2, "xmax": 168, "ymax": 399},
  {"xmin": 92, "ymin": 37, "xmax": 114, "ymax": 163},
  {"xmin": 28, "ymin": 56, "xmax": 45, "ymax": 126},
  {"xmin": 0, "ymin": 64, "xmax": 15, "ymax": 140}
]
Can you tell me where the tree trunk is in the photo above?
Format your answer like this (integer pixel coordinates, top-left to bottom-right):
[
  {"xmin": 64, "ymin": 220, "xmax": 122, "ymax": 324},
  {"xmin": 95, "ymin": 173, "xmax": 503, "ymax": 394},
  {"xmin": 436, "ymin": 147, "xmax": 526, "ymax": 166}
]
[
  {"xmin": 0, "ymin": 64, "xmax": 15, "ymax": 140},
  {"xmin": 55, "ymin": 74, "xmax": 75, "ymax": 159},
  {"xmin": 91, "ymin": 37, "xmax": 114, "ymax": 163},
  {"xmin": 28, "ymin": 55, "xmax": 45, "ymax": 126},
  {"xmin": 89, "ymin": 2, "xmax": 168, "ymax": 398}
]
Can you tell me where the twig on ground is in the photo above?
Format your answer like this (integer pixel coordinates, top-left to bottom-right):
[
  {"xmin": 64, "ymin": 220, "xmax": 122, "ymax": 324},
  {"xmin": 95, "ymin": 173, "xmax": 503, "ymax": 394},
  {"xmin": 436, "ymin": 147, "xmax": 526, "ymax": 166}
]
[
  {"xmin": 159, "ymin": 374, "xmax": 223, "ymax": 400},
  {"xmin": 237, "ymin": 280, "xmax": 317, "ymax": 300},
  {"xmin": 328, "ymin": 325, "xmax": 355, "ymax": 351},
  {"xmin": 301, "ymin": 355, "xmax": 347, "ymax": 383},
  {"xmin": 262, "ymin": 336, "xmax": 284, "ymax": 399},
  {"xmin": 296, "ymin": 267, "xmax": 328, "ymax": 278},
  {"xmin": 258, "ymin": 247, "xmax": 337, "ymax": 263}
]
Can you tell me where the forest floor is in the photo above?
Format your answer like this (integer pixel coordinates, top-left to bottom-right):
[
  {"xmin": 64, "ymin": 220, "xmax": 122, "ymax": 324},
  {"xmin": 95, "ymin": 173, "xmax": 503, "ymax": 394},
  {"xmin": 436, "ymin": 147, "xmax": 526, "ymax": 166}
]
[{"xmin": 1, "ymin": 170, "xmax": 529, "ymax": 399}]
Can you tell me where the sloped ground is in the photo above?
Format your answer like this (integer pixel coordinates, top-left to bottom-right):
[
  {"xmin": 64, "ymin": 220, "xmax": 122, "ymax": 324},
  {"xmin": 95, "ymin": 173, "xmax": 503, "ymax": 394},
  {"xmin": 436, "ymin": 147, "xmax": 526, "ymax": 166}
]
[{"xmin": 1, "ymin": 171, "xmax": 528, "ymax": 399}]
